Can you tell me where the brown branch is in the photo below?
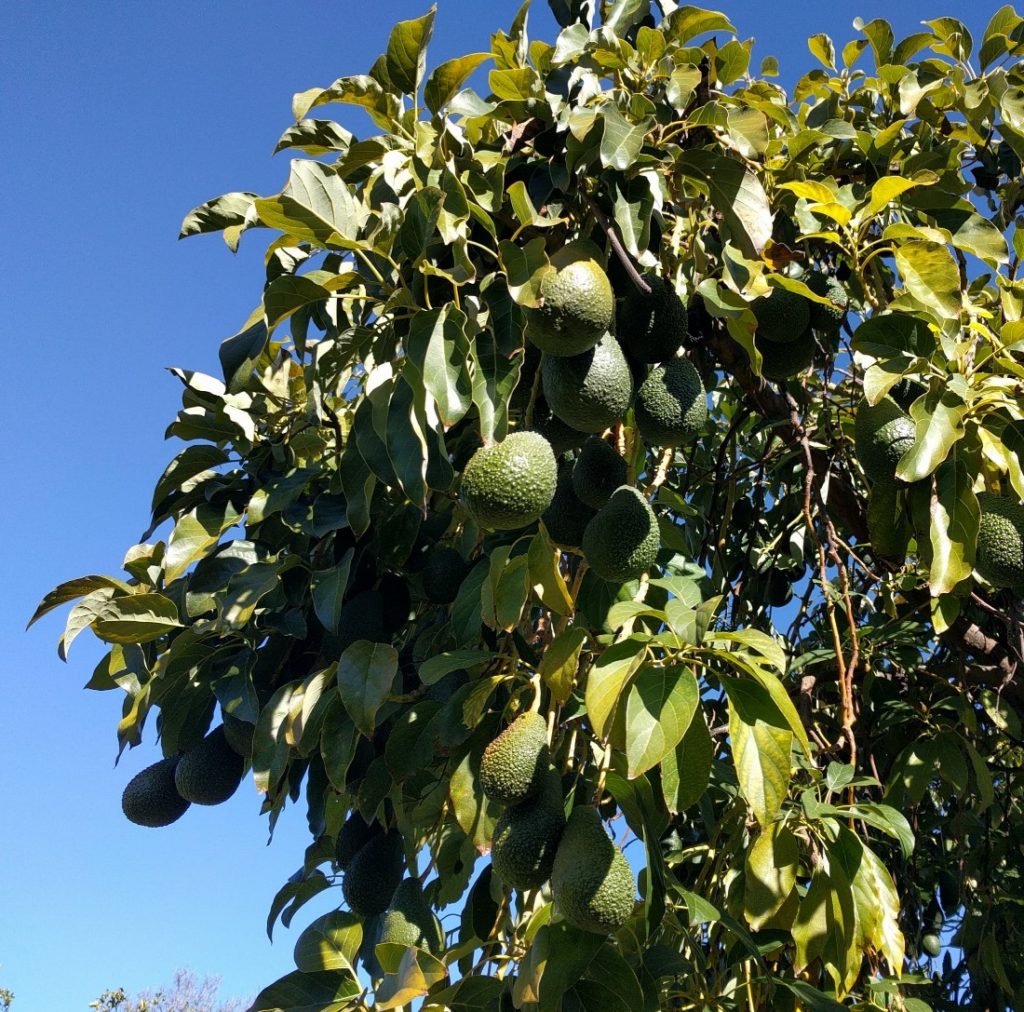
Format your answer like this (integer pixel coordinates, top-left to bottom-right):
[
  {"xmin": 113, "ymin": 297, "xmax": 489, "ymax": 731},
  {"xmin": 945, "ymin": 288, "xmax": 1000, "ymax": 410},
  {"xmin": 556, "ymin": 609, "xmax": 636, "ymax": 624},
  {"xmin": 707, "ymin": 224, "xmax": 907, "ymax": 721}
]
[{"xmin": 586, "ymin": 197, "xmax": 651, "ymax": 294}]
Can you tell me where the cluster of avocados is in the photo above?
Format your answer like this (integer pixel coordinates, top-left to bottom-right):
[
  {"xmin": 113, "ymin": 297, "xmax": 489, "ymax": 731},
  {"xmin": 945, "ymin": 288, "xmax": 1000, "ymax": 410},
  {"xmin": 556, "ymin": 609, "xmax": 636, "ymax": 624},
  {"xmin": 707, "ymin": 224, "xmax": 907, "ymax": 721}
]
[
  {"xmin": 480, "ymin": 712, "xmax": 635, "ymax": 934},
  {"xmin": 460, "ymin": 254, "xmax": 708, "ymax": 584},
  {"xmin": 121, "ymin": 721, "xmax": 247, "ymax": 828}
]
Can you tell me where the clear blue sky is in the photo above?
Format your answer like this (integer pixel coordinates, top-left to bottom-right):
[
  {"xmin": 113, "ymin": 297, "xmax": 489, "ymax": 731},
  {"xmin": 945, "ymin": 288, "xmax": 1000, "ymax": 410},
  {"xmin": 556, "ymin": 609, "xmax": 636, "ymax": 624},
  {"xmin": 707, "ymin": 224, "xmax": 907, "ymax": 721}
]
[{"xmin": 1, "ymin": 1, "xmax": 992, "ymax": 1008}]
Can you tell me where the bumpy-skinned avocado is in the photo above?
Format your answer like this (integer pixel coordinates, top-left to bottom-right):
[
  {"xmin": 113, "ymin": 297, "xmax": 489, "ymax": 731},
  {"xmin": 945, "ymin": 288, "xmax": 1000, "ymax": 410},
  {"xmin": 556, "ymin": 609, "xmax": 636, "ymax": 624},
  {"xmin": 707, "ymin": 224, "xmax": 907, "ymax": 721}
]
[
  {"xmin": 527, "ymin": 259, "xmax": 615, "ymax": 357},
  {"xmin": 854, "ymin": 398, "xmax": 917, "ymax": 484},
  {"xmin": 551, "ymin": 806, "xmax": 635, "ymax": 934},
  {"xmin": 633, "ymin": 356, "xmax": 707, "ymax": 447},
  {"xmin": 479, "ymin": 711, "xmax": 550, "ymax": 805},
  {"xmin": 174, "ymin": 725, "xmax": 245, "ymax": 806},
  {"xmin": 421, "ymin": 546, "xmax": 468, "ymax": 604},
  {"xmin": 581, "ymin": 486, "xmax": 660, "ymax": 582},
  {"xmin": 572, "ymin": 437, "xmax": 628, "ymax": 510},
  {"xmin": 618, "ymin": 272, "xmax": 688, "ymax": 364},
  {"xmin": 867, "ymin": 482, "xmax": 910, "ymax": 560},
  {"xmin": 491, "ymin": 771, "xmax": 566, "ymax": 890},
  {"xmin": 976, "ymin": 493, "xmax": 1024, "ymax": 589},
  {"xmin": 532, "ymin": 400, "xmax": 588, "ymax": 455},
  {"xmin": 379, "ymin": 878, "xmax": 444, "ymax": 953},
  {"xmin": 122, "ymin": 755, "xmax": 191, "ymax": 828},
  {"xmin": 541, "ymin": 334, "xmax": 634, "ymax": 433},
  {"xmin": 221, "ymin": 710, "xmax": 255, "ymax": 758},
  {"xmin": 343, "ymin": 829, "xmax": 406, "ymax": 918},
  {"xmin": 751, "ymin": 288, "xmax": 811, "ymax": 343},
  {"xmin": 335, "ymin": 810, "xmax": 380, "ymax": 870},
  {"xmin": 461, "ymin": 431, "xmax": 558, "ymax": 530},
  {"xmin": 805, "ymin": 271, "xmax": 849, "ymax": 331},
  {"xmin": 756, "ymin": 326, "xmax": 817, "ymax": 381},
  {"xmin": 543, "ymin": 456, "xmax": 596, "ymax": 549}
]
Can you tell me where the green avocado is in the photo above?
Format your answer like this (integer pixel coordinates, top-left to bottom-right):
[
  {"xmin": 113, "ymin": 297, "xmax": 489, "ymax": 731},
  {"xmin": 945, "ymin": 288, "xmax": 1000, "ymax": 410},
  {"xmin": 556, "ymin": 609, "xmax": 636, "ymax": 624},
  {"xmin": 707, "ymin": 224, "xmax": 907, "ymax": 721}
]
[
  {"xmin": 491, "ymin": 771, "xmax": 566, "ymax": 890},
  {"xmin": 379, "ymin": 878, "xmax": 444, "ymax": 953},
  {"xmin": 751, "ymin": 288, "xmax": 810, "ymax": 343},
  {"xmin": 551, "ymin": 806, "xmax": 635, "ymax": 934},
  {"xmin": 805, "ymin": 271, "xmax": 849, "ymax": 331},
  {"xmin": 633, "ymin": 356, "xmax": 707, "ymax": 447},
  {"xmin": 479, "ymin": 711, "xmax": 550, "ymax": 805},
  {"xmin": 532, "ymin": 402, "xmax": 588, "ymax": 455},
  {"xmin": 617, "ymin": 272, "xmax": 688, "ymax": 364},
  {"xmin": 527, "ymin": 259, "xmax": 615, "ymax": 357},
  {"xmin": 581, "ymin": 486, "xmax": 660, "ymax": 583},
  {"xmin": 854, "ymin": 398, "xmax": 916, "ymax": 484},
  {"xmin": 541, "ymin": 334, "xmax": 634, "ymax": 434},
  {"xmin": 922, "ymin": 933, "xmax": 942, "ymax": 958},
  {"xmin": 122, "ymin": 755, "xmax": 191, "ymax": 828},
  {"xmin": 976, "ymin": 493, "xmax": 1024, "ymax": 589},
  {"xmin": 421, "ymin": 546, "xmax": 468, "ymax": 604},
  {"xmin": 572, "ymin": 437, "xmax": 628, "ymax": 510},
  {"xmin": 461, "ymin": 431, "xmax": 558, "ymax": 530},
  {"xmin": 543, "ymin": 456, "xmax": 596, "ymax": 549},
  {"xmin": 335, "ymin": 810, "xmax": 380, "ymax": 871},
  {"xmin": 221, "ymin": 710, "xmax": 255, "ymax": 759},
  {"xmin": 343, "ymin": 830, "xmax": 406, "ymax": 918},
  {"xmin": 756, "ymin": 326, "xmax": 817, "ymax": 381},
  {"xmin": 867, "ymin": 482, "xmax": 910, "ymax": 560},
  {"xmin": 174, "ymin": 725, "xmax": 245, "ymax": 806}
]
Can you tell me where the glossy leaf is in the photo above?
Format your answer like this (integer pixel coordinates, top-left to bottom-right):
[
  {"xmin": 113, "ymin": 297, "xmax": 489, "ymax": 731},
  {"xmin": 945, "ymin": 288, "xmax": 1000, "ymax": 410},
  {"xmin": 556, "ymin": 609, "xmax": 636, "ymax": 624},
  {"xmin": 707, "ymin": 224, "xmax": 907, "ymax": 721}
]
[
  {"xmin": 624, "ymin": 664, "xmax": 699, "ymax": 778},
  {"xmin": 337, "ymin": 641, "xmax": 398, "ymax": 736}
]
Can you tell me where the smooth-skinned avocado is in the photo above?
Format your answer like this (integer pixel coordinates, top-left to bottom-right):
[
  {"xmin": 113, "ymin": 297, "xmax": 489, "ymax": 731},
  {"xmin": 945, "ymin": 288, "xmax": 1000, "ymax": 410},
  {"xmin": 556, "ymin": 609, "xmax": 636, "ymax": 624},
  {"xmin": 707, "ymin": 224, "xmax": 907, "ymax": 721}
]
[
  {"xmin": 491, "ymin": 770, "xmax": 566, "ymax": 890},
  {"xmin": 976, "ymin": 492, "xmax": 1024, "ymax": 589},
  {"xmin": 756, "ymin": 326, "xmax": 817, "ymax": 381},
  {"xmin": 551, "ymin": 806, "xmax": 635, "ymax": 934},
  {"xmin": 572, "ymin": 437, "xmax": 628, "ymax": 510},
  {"xmin": 581, "ymin": 486, "xmax": 660, "ymax": 583},
  {"xmin": 461, "ymin": 431, "xmax": 557, "ymax": 530},
  {"xmin": 751, "ymin": 288, "xmax": 811, "ymax": 343},
  {"xmin": 618, "ymin": 272, "xmax": 688, "ymax": 364},
  {"xmin": 633, "ymin": 356, "xmax": 707, "ymax": 447},
  {"xmin": 174, "ymin": 725, "xmax": 245, "ymax": 806},
  {"xmin": 527, "ymin": 259, "xmax": 615, "ymax": 357},
  {"xmin": 421, "ymin": 546, "xmax": 468, "ymax": 604},
  {"xmin": 543, "ymin": 456, "xmax": 596, "ymax": 549},
  {"xmin": 343, "ymin": 829, "xmax": 406, "ymax": 918},
  {"xmin": 854, "ymin": 398, "xmax": 917, "ymax": 484},
  {"xmin": 379, "ymin": 878, "xmax": 444, "ymax": 953},
  {"xmin": 479, "ymin": 711, "xmax": 550, "ymax": 805},
  {"xmin": 122, "ymin": 755, "xmax": 191, "ymax": 828},
  {"xmin": 541, "ymin": 334, "xmax": 634, "ymax": 434}
]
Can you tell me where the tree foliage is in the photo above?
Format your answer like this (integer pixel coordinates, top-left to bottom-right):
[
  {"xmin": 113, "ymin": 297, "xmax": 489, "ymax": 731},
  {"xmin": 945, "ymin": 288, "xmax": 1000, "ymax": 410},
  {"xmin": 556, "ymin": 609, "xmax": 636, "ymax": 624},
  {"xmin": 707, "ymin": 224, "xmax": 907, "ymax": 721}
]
[{"xmin": 34, "ymin": 2, "xmax": 1024, "ymax": 1009}]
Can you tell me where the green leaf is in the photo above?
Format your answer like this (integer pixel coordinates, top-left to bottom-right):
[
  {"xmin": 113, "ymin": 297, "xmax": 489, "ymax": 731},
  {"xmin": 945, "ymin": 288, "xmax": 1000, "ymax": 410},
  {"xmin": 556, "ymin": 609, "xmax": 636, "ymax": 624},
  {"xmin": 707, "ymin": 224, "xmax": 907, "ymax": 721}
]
[
  {"xmin": 293, "ymin": 911, "xmax": 363, "ymax": 975},
  {"xmin": 274, "ymin": 118, "xmax": 353, "ymax": 156},
  {"xmin": 386, "ymin": 7, "xmax": 436, "ymax": 96},
  {"xmin": 850, "ymin": 839, "xmax": 905, "ymax": 973},
  {"xmin": 293, "ymin": 75, "xmax": 401, "ymax": 131},
  {"xmin": 664, "ymin": 7, "xmax": 737, "ymax": 44},
  {"xmin": 151, "ymin": 444, "xmax": 229, "ymax": 512},
  {"xmin": 585, "ymin": 636, "xmax": 646, "ymax": 740},
  {"xmin": 92, "ymin": 593, "xmax": 182, "ymax": 644},
  {"xmin": 857, "ymin": 172, "xmax": 938, "ymax": 222},
  {"xmin": 676, "ymin": 150, "xmax": 773, "ymax": 256},
  {"xmin": 896, "ymin": 388, "xmax": 967, "ymax": 482},
  {"xmin": 661, "ymin": 708, "xmax": 713, "ymax": 814},
  {"xmin": 425, "ymin": 53, "xmax": 490, "ymax": 112},
  {"xmin": 248, "ymin": 969, "xmax": 359, "ymax": 1012},
  {"xmin": 932, "ymin": 209, "xmax": 1009, "ymax": 267},
  {"xmin": 744, "ymin": 822, "xmax": 799, "ymax": 930},
  {"xmin": 570, "ymin": 942, "xmax": 645, "ymax": 1012},
  {"xmin": 419, "ymin": 649, "xmax": 495, "ymax": 686},
  {"xmin": 528, "ymin": 527, "xmax": 573, "ymax": 616},
  {"xmin": 179, "ymin": 192, "xmax": 259, "ymax": 242},
  {"xmin": 808, "ymin": 33, "xmax": 836, "ymax": 70},
  {"xmin": 928, "ymin": 459, "xmax": 978, "ymax": 596},
  {"xmin": 311, "ymin": 551, "xmax": 354, "ymax": 634},
  {"xmin": 893, "ymin": 240, "xmax": 962, "ymax": 319},
  {"xmin": 28, "ymin": 575, "xmax": 131, "ymax": 629},
  {"xmin": 499, "ymin": 237, "xmax": 548, "ymax": 308},
  {"xmin": 336, "ymin": 640, "xmax": 398, "ymax": 736},
  {"xmin": 164, "ymin": 500, "xmax": 241, "ymax": 582},
  {"xmin": 375, "ymin": 945, "xmax": 447, "ymax": 1010},
  {"xmin": 599, "ymin": 104, "xmax": 650, "ymax": 171},
  {"xmin": 406, "ymin": 306, "xmax": 473, "ymax": 426},
  {"xmin": 624, "ymin": 664, "xmax": 700, "ymax": 778},
  {"xmin": 449, "ymin": 731, "xmax": 502, "ymax": 849},
  {"xmin": 539, "ymin": 626, "xmax": 588, "ymax": 705}
]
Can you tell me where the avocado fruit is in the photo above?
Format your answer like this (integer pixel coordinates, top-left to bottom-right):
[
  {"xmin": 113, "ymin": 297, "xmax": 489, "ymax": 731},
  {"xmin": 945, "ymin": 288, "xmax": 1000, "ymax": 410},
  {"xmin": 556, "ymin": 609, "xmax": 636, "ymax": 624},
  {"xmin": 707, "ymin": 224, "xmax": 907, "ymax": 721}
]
[
  {"xmin": 551, "ymin": 806, "xmax": 636, "ymax": 934},
  {"xmin": 617, "ymin": 272, "xmax": 688, "ymax": 364},
  {"xmin": 805, "ymin": 271, "xmax": 848, "ymax": 331},
  {"xmin": 336, "ymin": 810, "xmax": 380, "ymax": 870},
  {"xmin": 527, "ymin": 259, "xmax": 615, "ymax": 357},
  {"xmin": 541, "ymin": 334, "xmax": 634, "ymax": 434},
  {"xmin": 343, "ymin": 829, "xmax": 406, "ymax": 918},
  {"xmin": 174, "ymin": 725, "xmax": 245, "ymax": 806},
  {"xmin": 379, "ymin": 878, "xmax": 444, "ymax": 953},
  {"xmin": 460, "ymin": 431, "xmax": 558, "ymax": 530},
  {"xmin": 572, "ymin": 437, "xmax": 628, "ymax": 510},
  {"xmin": 751, "ymin": 288, "xmax": 810, "ymax": 343},
  {"xmin": 976, "ymin": 493, "xmax": 1024, "ymax": 589},
  {"xmin": 221, "ymin": 710, "xmax": 255, "ymax": 758},
  {"xmin": 581, "ymin": 486, "xmax": 660, "ymax": 582},
  {"xmin": 122, "ymin": 754, "xmax": 191, "ymax": 828},
  {"xmin": 543, "ymin": 456, "xmax": 596, "ymax": 549},
  {"xmin": 867, "ymin": 482, "xmax": 910, "ymax": 560},
  {"xmin": 479, "ymin": 711, "xmax": 550, "ymax": 806},
  {"xmin": 756, "ymin": 326, "xmax": 817, "ymax": 381},
  {"xmin": 633, "ymin": 356, "xmax": 707, "ymax": 447},
  {"xmin": 854, "ymin": 398, "xmax": 916, "ymax": 484},
  {"xmin": 491, "ymin": 771, "xmax": 566, "ymax": 890},
  {"xmin": 421, "ymin": 546, "xmax": 468, "ymax": 604},
  {"xmin": 921, "ymin": 933, "xmax": 942, "ymax": 958}
]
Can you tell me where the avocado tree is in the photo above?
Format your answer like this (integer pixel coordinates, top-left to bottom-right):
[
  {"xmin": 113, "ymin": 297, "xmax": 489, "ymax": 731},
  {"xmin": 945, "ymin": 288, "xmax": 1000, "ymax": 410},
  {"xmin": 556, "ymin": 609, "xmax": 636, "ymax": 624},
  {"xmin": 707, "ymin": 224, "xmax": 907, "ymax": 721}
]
[{"xmin": 31, "ymin": 3, "xmax": 1024, "ymax": 1009}]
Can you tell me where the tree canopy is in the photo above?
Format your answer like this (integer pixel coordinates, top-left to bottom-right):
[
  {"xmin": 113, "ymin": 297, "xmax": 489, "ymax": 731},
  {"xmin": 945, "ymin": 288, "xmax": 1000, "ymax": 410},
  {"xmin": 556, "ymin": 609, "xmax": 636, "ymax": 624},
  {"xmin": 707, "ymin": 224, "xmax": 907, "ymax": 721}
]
[{"xmin": 32, "ymin": 2, "xmax": 1024, "ymax": 1009}]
